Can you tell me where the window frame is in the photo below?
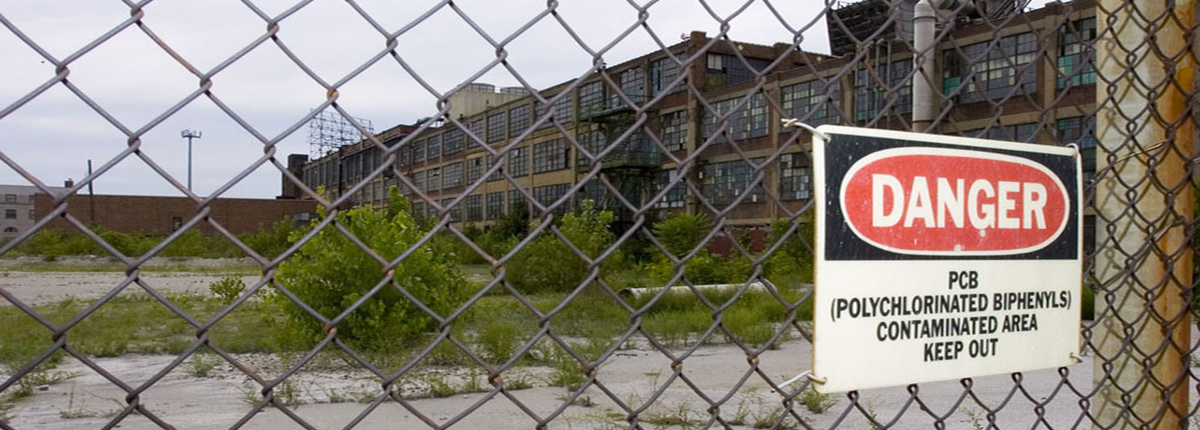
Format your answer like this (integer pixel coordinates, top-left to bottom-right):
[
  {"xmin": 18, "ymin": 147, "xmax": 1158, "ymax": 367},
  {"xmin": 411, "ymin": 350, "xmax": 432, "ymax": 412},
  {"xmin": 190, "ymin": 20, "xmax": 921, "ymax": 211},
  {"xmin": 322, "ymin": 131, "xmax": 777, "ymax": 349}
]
[
  {"xmin": 508, "ymin": 104, "xmax": 531, "ymax": 138},
  {"xmin": 533, "ymin": 138, "xmax": 569, "ymax": 174},
  {"xmin": 487, "ymin": 112, "xmax": 506, "ymax": 143},
  {"xmin": 781, "ymin": 79, "xmax": 842, "ymax": 127}
]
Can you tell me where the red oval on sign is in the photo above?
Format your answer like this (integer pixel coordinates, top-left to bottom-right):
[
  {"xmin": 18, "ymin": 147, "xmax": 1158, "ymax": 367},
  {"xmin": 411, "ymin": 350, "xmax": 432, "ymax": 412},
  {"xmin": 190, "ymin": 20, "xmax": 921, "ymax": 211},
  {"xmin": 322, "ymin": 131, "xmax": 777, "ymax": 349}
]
[{"xmin": 839, "ymin": 147, "xmax": 1070, "ymax": 255}]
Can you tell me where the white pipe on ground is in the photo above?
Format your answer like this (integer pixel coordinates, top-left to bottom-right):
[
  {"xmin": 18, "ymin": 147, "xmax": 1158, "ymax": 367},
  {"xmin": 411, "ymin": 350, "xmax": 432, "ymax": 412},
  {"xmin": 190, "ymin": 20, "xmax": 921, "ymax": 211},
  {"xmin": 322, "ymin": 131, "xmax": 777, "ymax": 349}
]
[{"xmin": 618, "ymin": 282, "xmax": 768, "ymax": 302}]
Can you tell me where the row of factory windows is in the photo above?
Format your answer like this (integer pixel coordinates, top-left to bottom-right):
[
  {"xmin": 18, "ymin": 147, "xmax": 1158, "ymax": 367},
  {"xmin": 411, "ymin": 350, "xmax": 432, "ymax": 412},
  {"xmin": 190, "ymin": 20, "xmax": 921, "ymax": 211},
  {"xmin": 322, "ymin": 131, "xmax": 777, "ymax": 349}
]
[
  {"xmin": 387, "ymin": 19, "xmax": 1094, "ymax": 171},
  {"xmin": 317, "ymin": 114, "xmax": 1094, "ymax": 210}
]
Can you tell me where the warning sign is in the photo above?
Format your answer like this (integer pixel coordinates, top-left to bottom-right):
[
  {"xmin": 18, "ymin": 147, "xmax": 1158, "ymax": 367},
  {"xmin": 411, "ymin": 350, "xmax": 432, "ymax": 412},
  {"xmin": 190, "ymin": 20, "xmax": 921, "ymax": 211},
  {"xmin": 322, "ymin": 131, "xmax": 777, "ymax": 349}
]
[{"xmin": 811, "ymin": 126, "xmax": 1082, "ymax": 393}]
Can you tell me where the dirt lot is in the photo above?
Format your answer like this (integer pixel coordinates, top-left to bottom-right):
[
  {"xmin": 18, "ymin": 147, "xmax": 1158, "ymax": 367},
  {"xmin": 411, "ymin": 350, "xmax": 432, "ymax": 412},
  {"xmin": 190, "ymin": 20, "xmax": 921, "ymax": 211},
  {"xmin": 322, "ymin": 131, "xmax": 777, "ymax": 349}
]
[{"xmin": 0, "ymin": 258, "xmax": 1101, "ymax": 429}]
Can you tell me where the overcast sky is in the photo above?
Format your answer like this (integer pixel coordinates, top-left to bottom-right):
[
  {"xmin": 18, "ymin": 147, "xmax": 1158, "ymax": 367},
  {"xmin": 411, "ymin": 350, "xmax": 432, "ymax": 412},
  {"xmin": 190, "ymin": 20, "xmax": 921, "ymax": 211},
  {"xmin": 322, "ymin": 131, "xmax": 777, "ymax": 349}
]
[{"xmin": 0, "ymin": 0, "xmax": 1049, "ymax": 199}]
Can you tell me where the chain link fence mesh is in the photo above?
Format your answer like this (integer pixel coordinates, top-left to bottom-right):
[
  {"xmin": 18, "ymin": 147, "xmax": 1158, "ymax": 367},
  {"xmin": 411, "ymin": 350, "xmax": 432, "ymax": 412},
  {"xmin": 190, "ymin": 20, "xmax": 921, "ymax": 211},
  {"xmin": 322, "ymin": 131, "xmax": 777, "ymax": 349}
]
[{"xmin": 0, "ymin": 0, "xmax": 1195, "ymax": 428}]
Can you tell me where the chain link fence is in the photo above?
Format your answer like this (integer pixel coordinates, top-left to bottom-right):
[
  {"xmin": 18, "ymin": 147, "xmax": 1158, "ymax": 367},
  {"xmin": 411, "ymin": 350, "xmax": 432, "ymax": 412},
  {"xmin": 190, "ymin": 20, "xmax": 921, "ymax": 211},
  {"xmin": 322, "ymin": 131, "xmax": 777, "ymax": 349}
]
[{"xmin": 0, "ymin": 0, "xmax": 1195, "ymax": 428}]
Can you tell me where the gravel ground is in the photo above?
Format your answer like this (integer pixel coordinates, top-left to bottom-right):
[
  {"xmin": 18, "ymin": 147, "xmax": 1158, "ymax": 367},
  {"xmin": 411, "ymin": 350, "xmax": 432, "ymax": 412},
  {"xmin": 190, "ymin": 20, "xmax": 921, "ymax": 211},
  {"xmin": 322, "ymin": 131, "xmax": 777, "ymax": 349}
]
[{"xmin": 0, "ymin": 258, "xmax": 1118, "ymax": 429}]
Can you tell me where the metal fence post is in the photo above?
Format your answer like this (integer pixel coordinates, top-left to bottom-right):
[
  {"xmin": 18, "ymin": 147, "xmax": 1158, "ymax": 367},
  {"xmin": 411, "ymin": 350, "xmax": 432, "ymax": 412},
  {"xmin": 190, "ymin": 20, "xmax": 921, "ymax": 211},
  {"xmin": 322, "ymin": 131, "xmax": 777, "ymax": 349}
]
[{"xmin": 1092, "ymin": 1, "xmax": 1195, "ymax": 429}]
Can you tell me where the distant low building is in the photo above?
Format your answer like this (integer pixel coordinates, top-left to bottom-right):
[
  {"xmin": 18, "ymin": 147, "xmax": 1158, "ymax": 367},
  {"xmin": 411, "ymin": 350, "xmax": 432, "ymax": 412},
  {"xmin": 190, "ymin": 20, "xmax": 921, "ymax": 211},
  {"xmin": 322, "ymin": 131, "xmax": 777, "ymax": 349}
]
[
  {"xmin": 0, "ymin": 183, "xmax": 67, "ymax": 240},
  {"xmin": 32, "ymin": 193, "xmax": 317, "ymax": 237}
]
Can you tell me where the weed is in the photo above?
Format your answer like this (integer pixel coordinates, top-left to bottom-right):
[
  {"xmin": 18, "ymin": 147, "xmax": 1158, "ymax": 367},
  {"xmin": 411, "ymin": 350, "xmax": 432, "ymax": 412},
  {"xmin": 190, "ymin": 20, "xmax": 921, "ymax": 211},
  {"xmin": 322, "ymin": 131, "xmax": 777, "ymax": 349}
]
[
  {"xmin": 549, "ymin": 365, "xmax": 587, "ymax": 392},
  {"xmin": 548, "ymin": 347, "xmax": 589, "ymax": 391},
  {"xmin": 209, "ymin": 276, "xmax": 247, "ymax": 306},
  {"xmin": 463, "ymin": 367, "xmax": 485, "ymax": 393},
  {"xmin": 323, "ymin": 383, "xmax": 381, "ymax": 404},
  {"xmin": 502, "ymin": 370, "xmax": 535, "ymax": 391},
  {"xmin": 183, "ymin": 353, "xmax": 222, "ymax": 378},
  {"xmin": 860, "ymin": 396, "xmax": 882, "ymax": 430},
  {"xmin": 555, "ymin": 390, "xmax": 598, "ymax": 407},
  {"xmin": 243, "ymin": 379, "xmax": 306, "ymax": 407},
  {"xmin": 752, "ymin": 406, "xmax": 797, "ymax": 430},
  {"xmin": 239, "ymin": 385, "xmax": 261, "ymax": 406},
  {"xmin": 961, "ymin": 406, "xmax": 987, "ymax": 430},
  {"xmin": 573, "ymin": 408, "xmax": 627, "ymax": 430},
  {"xmin": 58, "ymin": 385, "xmax": 121, "ymax": 419},
  {"xmin": 799, "ymin": 387, "xmax": 837, "ymax": 414},
  {"xmin": 475, "ymin": 319, "xmax": 522, "ymax": 364},
  {"xmin": 424, "ymin": 337, "xmax": 470, "ymax": 367},
  {"xmin": 425, "ymin": 372, "xmax": 457, "ymax": 398},
  {"xmin": 273, "ymin": 379, "xmax": 305, "ymax": 407},
  {"xmin": 642, "ymin": 401, "xmax": 703, "ymax": 429},
  {"xmin": 727, "ymin": 397, "xmax": 752, "ymax": 426},
  {"xmin": 9, "ymin": 369, "xmax": 79, "ymax": 400}
]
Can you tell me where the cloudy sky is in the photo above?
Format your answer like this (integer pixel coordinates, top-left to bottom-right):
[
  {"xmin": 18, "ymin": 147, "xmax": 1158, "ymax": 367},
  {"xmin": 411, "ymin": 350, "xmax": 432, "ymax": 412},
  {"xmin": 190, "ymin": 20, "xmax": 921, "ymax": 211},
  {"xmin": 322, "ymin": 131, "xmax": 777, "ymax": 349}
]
[{"xmin": 0, "ymin": 0, "xmax": 1048, "ymax": 199}]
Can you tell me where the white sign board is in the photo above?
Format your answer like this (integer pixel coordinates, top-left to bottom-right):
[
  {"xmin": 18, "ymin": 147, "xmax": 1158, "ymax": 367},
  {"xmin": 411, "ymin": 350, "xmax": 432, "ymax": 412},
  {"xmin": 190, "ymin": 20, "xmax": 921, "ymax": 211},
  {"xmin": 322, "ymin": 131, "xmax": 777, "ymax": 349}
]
[{"xmin": 811, "ymin": 126, "xmax": 1082, "ymax": 393}]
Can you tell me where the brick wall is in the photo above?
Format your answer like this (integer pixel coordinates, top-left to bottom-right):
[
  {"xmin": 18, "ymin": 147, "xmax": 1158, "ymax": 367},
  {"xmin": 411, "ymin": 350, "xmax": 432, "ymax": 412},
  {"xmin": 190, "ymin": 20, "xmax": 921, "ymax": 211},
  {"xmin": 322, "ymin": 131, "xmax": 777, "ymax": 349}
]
[{"xmin": 34, "ymin": 194, "xmax": 318, "ymax": 236}]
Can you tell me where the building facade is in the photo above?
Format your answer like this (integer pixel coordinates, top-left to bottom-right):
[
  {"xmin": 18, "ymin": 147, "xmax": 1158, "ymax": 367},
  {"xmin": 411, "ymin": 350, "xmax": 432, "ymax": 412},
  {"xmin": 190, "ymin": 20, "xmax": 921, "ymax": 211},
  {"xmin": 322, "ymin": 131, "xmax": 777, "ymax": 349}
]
[
  {"xmin": 0, "ymin": 184, "xmax": 67, "ymax": 240},
  {"xmin": 299, "ymin": 0, "xmax": 1096, "ymax": 239}
]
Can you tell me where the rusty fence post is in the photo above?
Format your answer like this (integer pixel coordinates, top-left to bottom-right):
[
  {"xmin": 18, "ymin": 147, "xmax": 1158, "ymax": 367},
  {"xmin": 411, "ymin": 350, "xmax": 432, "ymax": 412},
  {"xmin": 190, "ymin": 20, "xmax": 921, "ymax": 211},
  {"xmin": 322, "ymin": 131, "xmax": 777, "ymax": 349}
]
[{"xmin": 1092, "ymin": 1, "xmax": 1195, "ymax": 429}]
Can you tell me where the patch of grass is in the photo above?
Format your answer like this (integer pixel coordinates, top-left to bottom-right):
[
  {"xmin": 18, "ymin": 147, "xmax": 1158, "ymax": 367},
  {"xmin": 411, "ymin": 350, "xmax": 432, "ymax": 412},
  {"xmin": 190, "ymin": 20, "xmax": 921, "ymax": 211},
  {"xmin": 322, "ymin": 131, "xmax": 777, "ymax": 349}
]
[
  {"xmin": 548, "ymin": 346, "xmax": 590, "ymax": 392},
  {"xmin": 272, "ymin": 379, "xmax": 305, "ymax": 407},
  {"xmin": 322, "ymin": 383, "xmax": 380, "ymax": 404},
  {"xmin": 0, "ymin": 260, "xmax": 260, "ymax": 275},
  {"xmin": 0, "ymin": 293, "xmax": 288, "ymax": 368},
  {"xmin": 642, "ymin": 401, "xmax": 703, "ymax": 429},
  {"xmin": 424, "ymin": 373, "xmax": 459, "ymax": 398},
  {"xmin": 643, "ymin": 307, "xmax": 710, "ymax": 347},
  {"xmin": 727, "ymin": 397, "xmax": 753, "ymax": 426},
  {"xmin": 58, "ymin": 385, "xmax": 121, "ymax": 419},
  {"xmin": 799, "ymin": 388, "xmax": 837, "ymax": 414},
  {"xmin": 502, "ymin": 370, "xmax": 535, "ymax": 391},
  {"xmin": 633, "ymin": 287, "xmax": 809, "ymax": 348},
  {"xmin": 4, "ymin": 368, "xmax": 79, "ymax": 401},
  {"xmin": 183, "ymin": 353, "xmax": 222, "ymax": 378},
  {"xmin": 526, "ymin": 285, "xmax": 629, "ymax": 340},
  {"xmin": 475, "ymin": 317, "xmax": 522, "ymax": 364},
  {"xmin": 752, "ymin": 406, "xmax": 798, "ymax": 430},
  {"xmin": 723, "ymin": 307, "xmax": 777, "ymax": 348}
]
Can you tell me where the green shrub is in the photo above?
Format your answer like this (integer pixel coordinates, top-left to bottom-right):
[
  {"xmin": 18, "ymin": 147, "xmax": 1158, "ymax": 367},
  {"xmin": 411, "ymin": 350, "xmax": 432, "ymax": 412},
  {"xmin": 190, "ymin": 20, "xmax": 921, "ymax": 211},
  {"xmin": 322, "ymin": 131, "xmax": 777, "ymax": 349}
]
[
  {"xmin": 240, "ymin": 218, "xmax": 303, "ymax": 260},
  {"xmin": 762, "ymin": 217, "xmax": 815, "ymax": 288},
  {"xmin": 270, "ymin": 190, "xmax": 471, "ymax": 351},
  {"xmin": 653, "ymin": 212, "xmax": 711, "ymax": 257},
  {"xmin": 161, "ymin": 229, "xmax": 241, "ymax": 258},
  {"xmin": 506, "ymin": 200, "xmax": 615, "ymax": 295},
  {"xmin": 649, "ymin": 250, "xmax": 754, "ymax": 286},
  {"xmin": 210, "ymin": 276, "xmax": 247, "ymax": 306}
]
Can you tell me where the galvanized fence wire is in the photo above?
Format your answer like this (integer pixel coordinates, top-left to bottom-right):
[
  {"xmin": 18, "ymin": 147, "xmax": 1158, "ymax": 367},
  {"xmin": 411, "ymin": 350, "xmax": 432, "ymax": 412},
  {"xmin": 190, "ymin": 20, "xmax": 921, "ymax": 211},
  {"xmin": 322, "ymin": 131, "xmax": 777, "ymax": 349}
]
[{"xmin": 0, "ymin": 0, "xmax": 1195, "ymax": 428}]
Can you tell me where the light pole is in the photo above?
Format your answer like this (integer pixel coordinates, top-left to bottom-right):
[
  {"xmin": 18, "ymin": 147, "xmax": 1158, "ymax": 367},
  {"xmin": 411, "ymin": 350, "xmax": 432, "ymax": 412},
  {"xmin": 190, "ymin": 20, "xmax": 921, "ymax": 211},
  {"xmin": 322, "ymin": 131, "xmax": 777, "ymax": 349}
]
[{"xmin": 180, "ymin": 129, "xmax": 202, "ymax": 192}]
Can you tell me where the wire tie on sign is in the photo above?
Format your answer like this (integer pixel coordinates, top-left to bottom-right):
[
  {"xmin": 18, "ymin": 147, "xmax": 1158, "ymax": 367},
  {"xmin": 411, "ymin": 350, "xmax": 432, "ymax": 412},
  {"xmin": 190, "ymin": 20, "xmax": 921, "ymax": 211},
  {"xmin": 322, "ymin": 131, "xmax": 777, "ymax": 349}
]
[
  {"xmin": 781, "ymin": 118, "xmax": 830, "ymax": 142},
  {"xmin": 1069, "ymin": 352, "xmax": 1083, "ymax": 365},
  {"xmin": 807, "ymin": 372, "xmax": 828, "ymax": 385}
]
